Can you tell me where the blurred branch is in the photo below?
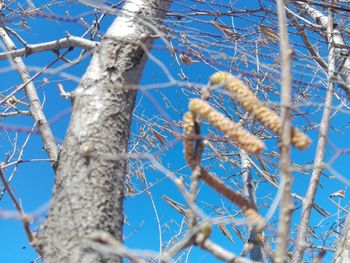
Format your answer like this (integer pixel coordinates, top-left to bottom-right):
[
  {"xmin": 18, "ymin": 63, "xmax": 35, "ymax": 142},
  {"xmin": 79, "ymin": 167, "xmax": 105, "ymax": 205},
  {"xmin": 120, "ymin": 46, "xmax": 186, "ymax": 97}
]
[{"xmin": 276, "ymin": 0, "xmax": 294, "ymax": 262}]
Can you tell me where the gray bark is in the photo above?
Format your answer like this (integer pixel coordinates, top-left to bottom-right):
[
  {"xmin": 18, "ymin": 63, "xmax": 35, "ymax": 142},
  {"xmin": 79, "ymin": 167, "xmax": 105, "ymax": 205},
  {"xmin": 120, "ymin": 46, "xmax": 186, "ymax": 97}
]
[{"xmin": 35, "ymin": 1, "xmax": 171, "ymax": 262}]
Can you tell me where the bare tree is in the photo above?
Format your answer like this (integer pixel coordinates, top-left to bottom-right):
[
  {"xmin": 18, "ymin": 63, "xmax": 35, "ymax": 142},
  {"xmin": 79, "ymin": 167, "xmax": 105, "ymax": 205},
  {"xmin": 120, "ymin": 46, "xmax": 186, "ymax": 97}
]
[
  {"xmin": 1, "ymin": 1, "xmax": 350, "ymax": 263},
  {"xmin": 1, "ymin": 0, "xmax": 171, "ymax": 262}
]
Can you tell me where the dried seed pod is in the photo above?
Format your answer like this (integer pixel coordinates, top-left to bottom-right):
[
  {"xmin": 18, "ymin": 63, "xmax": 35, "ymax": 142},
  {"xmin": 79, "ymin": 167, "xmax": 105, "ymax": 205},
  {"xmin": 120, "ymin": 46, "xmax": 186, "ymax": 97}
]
[
  {"xmin": 258, "ymin": 24, "xmax": 279, "ymax": 45},
  {"xmin": 179, "ymin": 52, "xmax": 192, "ymax": 65},
  {"xmin": 210, "ymin": 72, "xmax": 311, "ymax": 150},
  {"xmin": 189, "ymin": 99, "xmax": 265, "ymax": 154},
  {"xmin": 183, "ymin": 111, "xmax": 196, "ymax": 168}
]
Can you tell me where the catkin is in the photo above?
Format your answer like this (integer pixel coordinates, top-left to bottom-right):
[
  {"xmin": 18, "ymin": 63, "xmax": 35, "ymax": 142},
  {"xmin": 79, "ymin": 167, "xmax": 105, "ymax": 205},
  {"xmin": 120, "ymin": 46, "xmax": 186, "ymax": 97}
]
[
  {"xmin": 200, "ymin": 168, "xmax": 263, "ymax": 226},
  {"xmin": 183, "ymin": 111, "xmax": 196, "ymax": 168},
  {"xmin": 189, "ymin": 99, "xmax": 265, "ymax": 154},
  {"xmin": 210, "ymin": 72, "xmax": 311, "ymax": 150},
  {"xmin": 182, "ymin": 109, "xmax": 264, "ymax": 227}
]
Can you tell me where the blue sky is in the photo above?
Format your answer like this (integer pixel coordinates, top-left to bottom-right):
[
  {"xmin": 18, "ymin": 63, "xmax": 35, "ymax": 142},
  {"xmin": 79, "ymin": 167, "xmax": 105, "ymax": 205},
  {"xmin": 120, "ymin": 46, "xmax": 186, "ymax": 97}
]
[{"xmin": 1, "ymin": 1, "xmax": 350, "ymax": 262}]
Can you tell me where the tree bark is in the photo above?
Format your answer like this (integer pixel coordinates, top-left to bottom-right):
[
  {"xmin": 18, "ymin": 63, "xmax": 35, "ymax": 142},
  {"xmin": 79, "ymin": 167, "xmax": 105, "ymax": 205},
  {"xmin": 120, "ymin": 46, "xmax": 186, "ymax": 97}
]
[{"xmin": 35, "ymin": 1, "xmax": 171, "ymax": 262}]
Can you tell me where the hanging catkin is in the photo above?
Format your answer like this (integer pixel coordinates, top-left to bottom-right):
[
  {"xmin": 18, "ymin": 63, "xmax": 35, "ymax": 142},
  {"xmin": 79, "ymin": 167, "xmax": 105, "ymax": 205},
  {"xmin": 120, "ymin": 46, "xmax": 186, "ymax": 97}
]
[
  {"xmin": 189, "ymin": 99, "xmax": 265, "ymax": 155},
  {"xmin": 182, "ymin": 111, "xmax": 264, "ymax": 227},
  {"xmin": 200, "ymin": 168, "xmax": 263, "ymax": 226},
  {"xmin": 183, "ymin": 111, "xmax": 196, "ymax": 168},
  {"xmin": 210, "ymin": 72, "xmax": 311, "ymax": 150}
]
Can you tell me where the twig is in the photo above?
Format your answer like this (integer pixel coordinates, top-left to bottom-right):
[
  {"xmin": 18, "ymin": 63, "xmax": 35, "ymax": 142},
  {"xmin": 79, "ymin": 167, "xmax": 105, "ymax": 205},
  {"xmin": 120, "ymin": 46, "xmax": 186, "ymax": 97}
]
[
  {"xmin": 0, "ymin": 123, "xmax": 36, "ymax": 200},
  {"xmin": 0, "ymin": 55, "xmax": 62, "ymax": 106},
  {"xmin": 328, "ymin": 197, "xmax": 348, "ymax": 213},
  {"xmin": 144, "ymin": 175, "xmax": 163, "ymax": 253},
  {"xmin": 290, "ymin": 11, "xmax": 349, "ymax": 95},
  {"xmin": 0, "ymin": 169, "xmax": 33, "ymax": 243},
  {"xmin": 275, "ymin": 1, "xmax": 294, "ymax": 262}
]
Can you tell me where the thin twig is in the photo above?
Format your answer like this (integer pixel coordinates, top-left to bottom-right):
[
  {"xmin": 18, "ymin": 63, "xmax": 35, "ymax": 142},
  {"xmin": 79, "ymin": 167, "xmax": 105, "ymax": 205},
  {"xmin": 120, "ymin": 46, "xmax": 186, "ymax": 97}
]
[
  {"xmin": 144, "ymin": 175, "xmax": 163, "ymax": 254},
  {"xmin": 0, "ymin": 169, "xmax": 33, "ymax": 243},
  {"xmin": 0, "ymin": 123, "xmax": 36, "ymax": 200}
]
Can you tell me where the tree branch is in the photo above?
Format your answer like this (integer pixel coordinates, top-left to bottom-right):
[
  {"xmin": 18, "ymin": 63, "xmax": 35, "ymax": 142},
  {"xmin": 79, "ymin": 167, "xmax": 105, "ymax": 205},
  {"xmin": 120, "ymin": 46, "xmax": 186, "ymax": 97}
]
[
  {"xmin": 0, "ymin": 35, "xmax": 98, "ymax": 60},
  {"xmin": 293, "ymin": 1, "xmax": 336, "ymax": 261},
  {"xmin": 275, "ymin": 0, "xmax": 294, "ymax": 262},
  {"xmin": 0, "ymin": 27, "xmax": 58, "ymax": 165}
]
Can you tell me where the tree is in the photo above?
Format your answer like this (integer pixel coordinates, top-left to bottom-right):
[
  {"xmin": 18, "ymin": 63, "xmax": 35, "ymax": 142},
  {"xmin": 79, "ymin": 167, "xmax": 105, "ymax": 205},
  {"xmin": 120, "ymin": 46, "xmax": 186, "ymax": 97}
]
[{"xmin": 1, "ymin": 0, "xmax": 350, "ymax": 262}]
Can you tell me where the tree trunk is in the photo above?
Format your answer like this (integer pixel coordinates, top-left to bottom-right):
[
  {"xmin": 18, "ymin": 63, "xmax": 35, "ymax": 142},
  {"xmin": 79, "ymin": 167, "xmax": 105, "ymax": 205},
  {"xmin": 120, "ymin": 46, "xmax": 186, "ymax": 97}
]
[{"xmin": 35, "ymin": 1, "xmax": 171, "ymax": 262}]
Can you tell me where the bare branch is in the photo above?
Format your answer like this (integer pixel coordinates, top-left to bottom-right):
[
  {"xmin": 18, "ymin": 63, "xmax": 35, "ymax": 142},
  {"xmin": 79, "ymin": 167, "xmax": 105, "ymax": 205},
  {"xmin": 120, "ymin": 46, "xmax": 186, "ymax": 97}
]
[
  {"xmin": 0, "ymin": 35, "xmax": 98, "ymax": 60},
  {"xmin": 293, "ymin": 1, "xmax": 336, "ymax": 261},
  {"xmin": 275, "ymin": 0, "xmax": 294, "ymax": 262},
  {"xmin": 0, "ymin": 27, "xmax": 58, "ymax": 165}
]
